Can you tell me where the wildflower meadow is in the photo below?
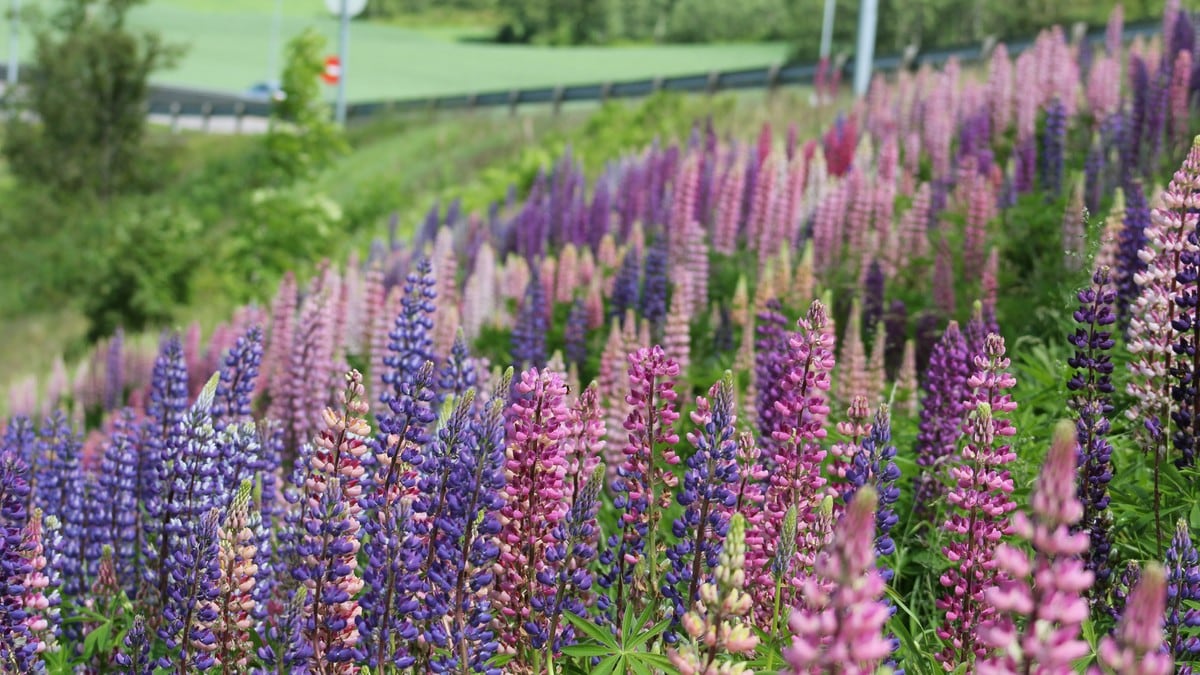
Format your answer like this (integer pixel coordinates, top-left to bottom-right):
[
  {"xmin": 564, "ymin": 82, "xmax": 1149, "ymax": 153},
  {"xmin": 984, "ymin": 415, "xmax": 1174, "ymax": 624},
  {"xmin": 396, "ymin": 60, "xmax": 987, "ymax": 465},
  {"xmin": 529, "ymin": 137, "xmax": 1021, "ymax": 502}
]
[{"xmin": 3, "ymin": 3, "xmax": 1200, "ymax": 674}]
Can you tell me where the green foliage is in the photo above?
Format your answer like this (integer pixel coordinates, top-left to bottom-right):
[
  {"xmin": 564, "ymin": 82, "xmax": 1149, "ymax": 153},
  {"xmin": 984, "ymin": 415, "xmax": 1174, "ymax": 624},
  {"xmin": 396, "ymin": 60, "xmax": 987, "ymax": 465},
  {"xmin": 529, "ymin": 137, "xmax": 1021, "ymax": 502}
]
[
  {"xmin": 2, "ymin": 0, "xmax": 185, "ymax": 201},
  {"xmin": 558, "ymin": 605, "xmax": 673, "ymax": 674},
  {"xmin": 80, "ymin": 199, "xmax": 202, "ymax": 340},
  {"xmin": 666, "ymin": 0, "xmax": 789, "ymax": 43},
  {"xmin": 264, "ymin": 28, "xmax": 348, "ymax": 185}
]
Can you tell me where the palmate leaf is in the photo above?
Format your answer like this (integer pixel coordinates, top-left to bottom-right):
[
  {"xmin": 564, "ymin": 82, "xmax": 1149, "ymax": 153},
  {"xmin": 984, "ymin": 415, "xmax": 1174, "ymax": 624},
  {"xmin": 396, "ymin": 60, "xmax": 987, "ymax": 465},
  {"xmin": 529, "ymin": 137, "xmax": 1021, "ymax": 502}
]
[
  {"xmin": 564, "ymin": 611, "xmax": 618, "ymax": 649},
  {"xmin": 626, "ymin": 618, "xmax": 670, "ymax": 650},
  {"xmin": 560, "ymin": 644, "xmax": 611, "ymax": 658}
]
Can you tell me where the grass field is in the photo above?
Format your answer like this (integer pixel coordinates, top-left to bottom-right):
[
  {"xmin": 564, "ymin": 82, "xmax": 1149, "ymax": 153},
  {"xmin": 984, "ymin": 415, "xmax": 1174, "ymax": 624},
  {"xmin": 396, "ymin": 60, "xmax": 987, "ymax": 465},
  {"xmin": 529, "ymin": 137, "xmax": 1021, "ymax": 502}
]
[{"xmin": 18, "ymin": 0, "xmax": 788, "ymax": 101}]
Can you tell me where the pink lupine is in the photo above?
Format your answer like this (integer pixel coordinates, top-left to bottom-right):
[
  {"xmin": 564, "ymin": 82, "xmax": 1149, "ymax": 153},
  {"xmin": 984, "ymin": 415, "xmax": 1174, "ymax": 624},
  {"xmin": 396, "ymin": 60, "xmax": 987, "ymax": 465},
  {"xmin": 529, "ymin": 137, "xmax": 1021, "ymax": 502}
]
[
  {"xmin": 937, "ymin": 334, "xmax": 1019, "ymax": 668},
  {"xmin": 1106, "ymin": 3, "xmax": 1123, "ymax": 56},
  {"xmin": 598, "ymin": 318, "xmax": 630, "ymax": 477},
  {"xmin": 895, "ymin": 339, "xmax": 920, "ymax": 417},
  {"xmin": 846, "ymin": 172, "xmax": 874, "ymax": 273},
  {"xmin": 747, "ymin": 154, "xmax": 777, "ymax": 248},
  {"xmin": 1097, "ymin": 563, "xmax": 1174, "ymax": 675},
  {"xmin": 667, "ymin": 514, "xmax": 759, "ymax": 675},
  {"xmin": 867, "ymin": 327, "xmax": 886, "ymax": 403},
  {"xmin": 555, "ymin": 244, "xmax": 579, "ymax": 305},
  {"xmin": 829, "ymin": 397, "xmax": 872, "ymax": 487},
  {"xmin": 1015, "ymin": 51, "xmax": 1039, "ymax": 143},
  {"xmin": 584, "ymin": 282, "xmax": 604, "ymax": 330},
  {"xmin": 792, "ymin": 242, "xmax": 816, "ymax": 307},
  {"xmin": 836, "ymin": 306, "xmax": 870, "ymax": 405},
  {"xmin": 988, "ymin": 44, "xmax": 1013, "ymax": 137},
  {"xmin": 664, "ymin": 288, "xmax": 691, "ymax": 377},
  {"xmin": 19, "ymin": 508, "xmax": 58, "ymax": 658},
  {"xmin": 898, "ymin": 183, "xmax": 932, "ymax": 268},
  {"xmin": 713, "ymin": 160, "xmax": 745, "ymax": 254},
  {"xmin": 265, "ymin": 271, "xmax": 298, "ymax": 397},
  {"xmin": 783, "ymin": 487, "xmax": 892, "ymax": 674},
  {"xmin": 684, "ymin": 219, "xmax": 711, "ymax": 315},
  {"xmin": 563, "ymin": 382, "xmax": 605, "ymax": 511},
  {"xmin": 498, "ymin": 368, "xmax": 571, "ymax": 654},
  {"xmin": 216, "ymin": 479, "xmax": 259, "ymax": 672},
  {"xmin": 982, "ymin": 248, "xmax": 1000, "ymax": 323},
  {"xmin": 963, "ymin": 169, "xmax": 995, "ymax": 274},
  {"xmin": 1088, "ymin": 55, "xmax": 1122, "ymax": 120},
  {"xmin": 462, "ymin": 241, "xmax": 497, "ymax": 340},
  {"xmin": 978, "ymin": 420, "xmax": 1093, "ymax": 674},
  {"xmin": 748, "ymin": 300, "xmax": 836, "ymax": 624},
  {"xmin": 598, "ymin": 233, "xmax": 619, "ymax": 270},
  {"xmin": 812, "ymin": 177, "xmax": 848, "ymax": 274},
  {"xmin": 671, "ymin": 156, "xmax": 701, "ymax": 265}
]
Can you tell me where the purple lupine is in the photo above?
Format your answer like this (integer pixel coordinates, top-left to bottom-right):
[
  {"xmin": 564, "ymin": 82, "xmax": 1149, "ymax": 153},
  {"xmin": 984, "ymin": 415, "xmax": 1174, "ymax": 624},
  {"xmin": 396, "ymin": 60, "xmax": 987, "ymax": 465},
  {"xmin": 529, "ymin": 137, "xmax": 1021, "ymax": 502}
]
[
  {"xmin": 1067, "ymin": 267, "xmax": 1117, "ymax": 602},
  {"xmin": 142, "ymin": 335, "xmax": 190, "ymax": 596},
  {"xmin": 883, "ymin": 299, "xmax": 908, "ymax": 380},
  {"xmin": 33, "ymin": 412, "xmax": 86, "ymax": 600},
  {"xmin": 610, "ymin": 248, "xmax": 641, "ymax": 324},
  {"xmin": 381, "ymin": 257, "xmax": 437, "ymax": 409},
  {"xmin": 844, "ymin": 405, "xmax": 900, "ymax": 578},
  {"xmin": 1040, "ymin": 98, "xmax": 1067, "ymax": 200},
  {"xmin": 97, "ymin": 410, "xmax": 141, "ymax": 592},
  {"xmin": 1116, "ymin": 180, "xmax": 1152, "ymax": 325},
  {"xmin": 979, "ymin": 420, "xmax": 1093, "ymax": 673},
  {"xmin": 511, "ymin": 268, "xmax": 548, "ymax": 370},
  {"xmin": 754, "ymin": 299, "xmax": 792, "ymax": 442},
  {"xmin": 211, "ymin": 326, "xmax": 263, "ymax": 432},
  {"xmin": 564, "ymin": 297, "xmax": 589, "ymax": 368},
  {"xmin": 439, "ymin": 332, "xmax": 477, "ymax": 403},
  {"xmin": 913, "ymin": 321, "xmax": 971, "ymax": 517},
  {"xmin": 665, "ymin": 373, "xmax": 740, "ymax": 626},
  {"xmin": 104, "ymin": 327, "xmax": 125, "ymax": 412},
  {"xmin": 862, "ymin": 259, "xmax": 885, "ymax": 347},
  {"xmin": 1014, "ymin": 136, "xmax": 1037, "ymax": 194},
  {"xmin": 158, "ymin": 508, "xmax": 222, "ymax": 673},
  {"xmin": 540, "ymin": 464, "xmax": 602, "ymax": 662},
  {"xmin": 0, "ymin": 449, "xmax": 35, "ymax": 671},
  {"xmin": 115, "ymin": 615, "xmax": 153, "ymax": 674},
  {"xmin": 937, "ymin": 334, "xmax": 1019, "ymax": 668},
  {"xmin": 640, "ymin": 238, "xmax": 669, "ymax": 329},
  {"xmin": 1165, "ymin": 519, "xmax": 1200, "ymax": 667},
  {"xmin": 1128, "ymin": 55, "xmax": 1151, "ymax": 181}
]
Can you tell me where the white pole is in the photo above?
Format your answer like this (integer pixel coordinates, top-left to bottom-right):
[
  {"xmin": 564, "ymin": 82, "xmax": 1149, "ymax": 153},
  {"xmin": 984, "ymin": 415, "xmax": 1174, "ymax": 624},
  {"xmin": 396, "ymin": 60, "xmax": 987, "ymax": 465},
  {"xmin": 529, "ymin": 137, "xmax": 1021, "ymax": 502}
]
[
  {"xmin": 7, "ymin": 0, "xmax": 19, "ymax": 88},
  {"xmin": 335, "ymin": 0, "xmax": 349, "ymax": 125},
  {"xmin": 853, "ymin": 0, "xmax": 878, "ymax": 97},
  {"xmin": 267, "ymin": 0, "xmax": 283, "ymax": 83},
  {"xmin": 819, "ymin": 0, "xmax": 836, "ymax": 60}
]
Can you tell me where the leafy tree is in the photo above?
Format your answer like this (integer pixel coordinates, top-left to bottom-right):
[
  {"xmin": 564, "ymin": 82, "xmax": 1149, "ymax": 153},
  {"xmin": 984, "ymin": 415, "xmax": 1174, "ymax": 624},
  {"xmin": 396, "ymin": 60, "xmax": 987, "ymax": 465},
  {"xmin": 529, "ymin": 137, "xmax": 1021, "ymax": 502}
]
[{"xmin": 2, "ymin": 0, "xmax": 184, "ymax": 202}]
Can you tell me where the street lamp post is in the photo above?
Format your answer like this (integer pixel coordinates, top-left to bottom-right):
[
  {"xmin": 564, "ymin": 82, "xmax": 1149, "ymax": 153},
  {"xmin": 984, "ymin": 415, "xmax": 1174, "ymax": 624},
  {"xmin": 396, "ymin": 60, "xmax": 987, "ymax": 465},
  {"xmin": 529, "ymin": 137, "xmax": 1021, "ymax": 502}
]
[
  {"xmin": 853, "ymin": 0, "xmax": 879, "ymax": 97},
  {"xmin": 335, "ymin": 0, "xmax": 349, "ymax": 125}
]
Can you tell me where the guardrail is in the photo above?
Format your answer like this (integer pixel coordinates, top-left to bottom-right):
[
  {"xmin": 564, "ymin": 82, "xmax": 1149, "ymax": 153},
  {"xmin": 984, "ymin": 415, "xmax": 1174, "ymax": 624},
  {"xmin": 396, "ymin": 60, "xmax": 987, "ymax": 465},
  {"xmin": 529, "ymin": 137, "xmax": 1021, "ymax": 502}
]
[{"xmin": 0, "ymin": 18, "xmax": 1166, "ymax": 132}]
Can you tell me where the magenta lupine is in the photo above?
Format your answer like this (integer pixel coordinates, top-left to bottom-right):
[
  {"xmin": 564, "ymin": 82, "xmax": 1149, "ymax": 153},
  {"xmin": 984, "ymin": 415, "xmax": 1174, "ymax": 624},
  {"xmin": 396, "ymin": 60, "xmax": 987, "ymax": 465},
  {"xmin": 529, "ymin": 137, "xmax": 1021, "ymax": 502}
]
[
  {"xmin": 937, "ymin": 334, "xmax": 1019, "ymax": 669},
  {"xmin": 497, "ymin": 368, "xmax": 571, "ymax": 659},
  {"xmin": 782, "ymin": 487, "xmax": 892, "ymax": 674},
  {"xmin": 978, "ymin": 421, "xmax": 1093, "ymax": 674},
  {"xmin": 563, "ymin": 382, "xmax": 604, "ymax": 511},
  {"xmin": 1097, "ymin": 563, "xmax": 1173, "ymax": 675},
  {"xmin": 598, "ymin": 346, "xmax": 681, "ymax": 617},
  {"xmin": 748, "ymin": 300, "xmax": 836, "ymax": 624},
  {"xmin": 667, "ymin": 514, "xmax": 758, "ymax": 675}
]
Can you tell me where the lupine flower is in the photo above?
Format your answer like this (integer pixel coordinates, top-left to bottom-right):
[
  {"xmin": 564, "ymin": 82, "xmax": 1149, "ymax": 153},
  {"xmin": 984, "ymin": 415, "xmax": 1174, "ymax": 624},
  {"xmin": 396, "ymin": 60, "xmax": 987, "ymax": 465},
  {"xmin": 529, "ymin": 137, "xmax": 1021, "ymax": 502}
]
[
  {"xmin": 211, "ymin": 326, "xmax": 263, "ymax": 432},
  {"xmin": 641, "ymin": 239, "xmax": 669, "ymax": 328},
  {"xmin": 215, "ymin": 479, "xmax": 258, "ymax": 671},
  {"xmin": 664, "ymin": 289, "xmax": 692, "ymax": 378},
  {"xmin": 1166, "ymin": 139, "xmax": 1200, "ymax": 469},
  {"xmin": 96, "ymin": 410, "xmax": 140, "ymax": 591},
  {"xmin": 1116, "ymin": 181, "xmax": 1152, "ymax": 325},
  {"xmin": 611, "ymin": 248, "xmax": 641, "ymax": 323},
  {"xmin": 599, "ymin": 346, "xmax": 681, "ymax": 618},
  {"xmin": 1098, "ymin": 563, "xmax": 1173, "ymax": 675},
  {"xmin": 978, "ymin": 420, "xmax": 1093, "ymax": 674},
  {"xmin": 497, "ymin": 368, "xmax": 570, "ymax": 658},
  {"xmin": 913, "ymin": 321, "xmax": 971, "ymax": 516},
  {"xmin": 783, "ymin": 487, "xmax": 892, "ymax": 674},
  {"xmin": 564, "ymin": 298, "xmax": 589, "ymax": 368},
  {"xmin": 668, "ymin": 514, "xmax": 758, "ymax": 675},
  {"xmin": 1067, "ymin": 267, "xmax": 1118, "ymax": 601},
  {"xmin": 512, "ymin": 268, "xmax": 549, "ymax": 370},
  {"xmin": 937, "ymin": 334, "xmax": 1019, "ymax": 668},
  {"xmin": 754, "ymin": 299, "xmax": 791, "ymax": 443},
  {"xmin": 381, "ymin": 257, "xmax": 437, "ymax": 409},
  {"xmin": 541, "ymin": 465, "xmax": 603, "ymax": 660},
  {"xmin": 16, "ymin": 508, "xmax": 59, "ymax": 663},
  {"xmin": 104, "ymin": 328, "xmax": 125, "ymax": 412},
  {"xmin": 1041, "ymin": 98, "xmax": 1067, "ymax": 199},
  {"xmin": 1164, "ymin": 519, "xmax": 1200, "ymax": 666},
  {"xmin": 158, "ymin": 508, "xmax": 222, "ymax": 672},
  {"xmin": 115, "ymin": 615, "xmax": 153, "ymax": 674},
  {"xmin": 665, "ymin": 373, "xmax": 740, "ymax": 625},
  {"xmin": 845, "ymin": 405, "xmax": 901, "ymax": 576}
]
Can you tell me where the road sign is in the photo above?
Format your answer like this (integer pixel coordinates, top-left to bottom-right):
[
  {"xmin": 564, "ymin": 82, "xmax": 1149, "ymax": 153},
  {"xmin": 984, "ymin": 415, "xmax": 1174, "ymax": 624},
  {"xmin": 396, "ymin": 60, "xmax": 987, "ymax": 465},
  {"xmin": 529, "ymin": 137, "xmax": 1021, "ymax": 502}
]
[
  {"xmin": 322, "ymin": 55, "xmax": 341, "ymax": 85},
  {"xmin": 324, "ymin": 0, "xmax": 367, "ymax": 18}
]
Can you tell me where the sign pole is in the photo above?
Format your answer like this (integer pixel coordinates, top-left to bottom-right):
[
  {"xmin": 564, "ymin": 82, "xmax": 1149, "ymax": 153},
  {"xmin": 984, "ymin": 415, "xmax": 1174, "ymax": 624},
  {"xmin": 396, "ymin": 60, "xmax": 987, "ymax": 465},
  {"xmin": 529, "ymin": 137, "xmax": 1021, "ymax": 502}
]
[
  {"xmin": 853, "ymin": 0, "xmax": 879, "ymax": 97},
  {"xmin": 819, "ymin": 0, "xmax": 835, "ymax": 61},
  {"xmin": 267, "ymin": 0, "xmax": 283, "ymax": 83},
  {"xmin": 335, "ymin": 0, "xmax": 349, "ymax": 125}
]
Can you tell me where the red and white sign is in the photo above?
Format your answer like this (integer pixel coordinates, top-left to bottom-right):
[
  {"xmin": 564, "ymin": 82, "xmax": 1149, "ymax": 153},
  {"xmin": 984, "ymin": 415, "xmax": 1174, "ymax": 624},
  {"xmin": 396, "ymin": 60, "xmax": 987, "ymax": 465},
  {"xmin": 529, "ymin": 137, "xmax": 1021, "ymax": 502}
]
[{"xmin": 322, "ymin": 55, "xmax": 341, "ymax": 85}]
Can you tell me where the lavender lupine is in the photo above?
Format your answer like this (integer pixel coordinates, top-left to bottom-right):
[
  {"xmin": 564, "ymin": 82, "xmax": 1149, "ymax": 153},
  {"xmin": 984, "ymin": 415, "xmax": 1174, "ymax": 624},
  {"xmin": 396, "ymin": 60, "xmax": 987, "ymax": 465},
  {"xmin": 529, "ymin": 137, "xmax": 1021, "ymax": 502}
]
[
  {"xmin": 1097, "ymin": 563, "xmax": 1173, "ymax": 675},
  {"xmin": 1164, "ymin": 520, "xmax": 1200, "ymax": 667},
  {"xmin": 665, "ymin": 373, "xmax": 740, "ymax": 625},
  {"xmin": 1067, "ymin": 268, "xmax": 1118, "ymax": 600},
  {"xmin": 782, "ymin": 487, "xmax": 892, "ymax": 674},
  {"xmin": 845, "ymin": 405, "xmax": 901, "ymax": 576},
  {"xmin": 667, "ymin": 514, "xmax": 758, "ymax": 675},
  {"xmin": 913, "ymin": 321, "xmax": 972, "ymax": 516},
  {"xmin": 564, "ymin": 298, "xmax": 589, "ymax": 368},
  {"xmin": 937, "ymin": 334, "xmax": 1019, "ymax": 668},
  {"xmin": 978, "ymin": 420, "xmax": 1094, "ymax": 674},
  {"xmin": 599, "ymin": 346, "xmax": 682, "ymax": 618},
  {"xmin": 497, "ymin": 368, "xmax": 570, "ymax": 659}
]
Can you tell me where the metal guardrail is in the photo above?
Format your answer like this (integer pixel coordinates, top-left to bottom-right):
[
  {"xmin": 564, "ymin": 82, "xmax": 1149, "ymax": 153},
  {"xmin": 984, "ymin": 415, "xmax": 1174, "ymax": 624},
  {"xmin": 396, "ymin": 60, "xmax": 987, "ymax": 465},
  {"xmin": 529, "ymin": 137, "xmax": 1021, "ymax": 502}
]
[{"xmin": 0, "ymin": 18, "xmax": 1165, "ymax": 131}]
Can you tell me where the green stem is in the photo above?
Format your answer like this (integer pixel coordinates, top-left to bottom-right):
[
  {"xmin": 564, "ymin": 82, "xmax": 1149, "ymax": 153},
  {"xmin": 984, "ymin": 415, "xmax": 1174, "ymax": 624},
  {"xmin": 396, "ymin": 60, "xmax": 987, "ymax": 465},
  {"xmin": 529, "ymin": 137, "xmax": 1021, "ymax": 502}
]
[{"xmin": 765, "ymin": 575, "xmax": 784, "ymax": 671}]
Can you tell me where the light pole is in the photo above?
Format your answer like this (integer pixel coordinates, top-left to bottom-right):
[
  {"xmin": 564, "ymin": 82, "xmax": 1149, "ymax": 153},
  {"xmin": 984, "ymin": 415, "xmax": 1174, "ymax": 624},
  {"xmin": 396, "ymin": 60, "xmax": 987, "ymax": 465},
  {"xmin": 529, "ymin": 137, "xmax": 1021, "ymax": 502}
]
[
  {"xmin": 267, "ymin": 0, "xmax": 283, "ymax": 84},
  {"xmin": 819, "ymin": 0, "xmax": 835, "ymax": 61},
  {"xmin": 853, "ymin": 0, "xmax": 879, "ymax": 97},
  {"xmin": 335, "ymin": 0, "xmax": 349, "ymax": 125},
  {"xmin": 7, "ymin": 0, "xmax": 19, "ymax": 88}
]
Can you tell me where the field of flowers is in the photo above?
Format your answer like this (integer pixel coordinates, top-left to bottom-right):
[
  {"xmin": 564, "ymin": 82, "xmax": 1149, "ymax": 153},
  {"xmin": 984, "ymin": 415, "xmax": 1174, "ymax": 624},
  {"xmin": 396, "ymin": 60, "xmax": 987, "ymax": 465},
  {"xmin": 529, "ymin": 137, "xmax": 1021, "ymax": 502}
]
[{"xmin": 3, "ymin": 3, "xmax": 1200, "ymax": 674}]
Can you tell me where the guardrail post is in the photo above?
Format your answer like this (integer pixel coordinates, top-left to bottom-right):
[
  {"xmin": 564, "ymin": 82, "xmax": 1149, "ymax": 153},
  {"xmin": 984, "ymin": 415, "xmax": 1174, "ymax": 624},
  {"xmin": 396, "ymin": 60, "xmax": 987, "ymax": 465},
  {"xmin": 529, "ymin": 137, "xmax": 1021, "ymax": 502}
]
[
  {"xmin": 429, "ymin": 97, "xmax": 439, "ymax": 117},
  {"xmin": 706, "ymin": 70, "xmax": 720, "ymax": 96},
  {"xmin": 169, "ymin": 101, "xmax": 181, "ymax": 134},
  {"xmin": 600, "ymin": 82, "xmax": 612, "ymax": 104},
  {"xmin": 1071, "ymin": 21, "xmax": 1087, "ymax": 46},
  {"xmin": 766, "ymin": 62, "xmax": 782, "ymax": 100},
  {"xmin": 508, "ymin": 89, "xmax": 520, "ymax": 117},
  {"xmin": 651, "ymin": 77, "xmax": 663, "ymax": 95},
  {"xmin": 902, "ymin": 44, "xmax": 919, "ymax": 71},
  {"xmin": 201, "ymin": 101, "xmax": 213, "ymax": 133},
  {"xmin": 234, "ymin": 102, "xmax": 245, "ymax": 135},
  {"xmin": 467, "ymin": 92, "xmax": 478, "ymax": 114},
  {"xmin": 552, "ymin": 85, "xmax": 565, "ymax": 115},
  {"xmin": 980, "ymin": 35, "xmax": 997, "ymax": 60}
]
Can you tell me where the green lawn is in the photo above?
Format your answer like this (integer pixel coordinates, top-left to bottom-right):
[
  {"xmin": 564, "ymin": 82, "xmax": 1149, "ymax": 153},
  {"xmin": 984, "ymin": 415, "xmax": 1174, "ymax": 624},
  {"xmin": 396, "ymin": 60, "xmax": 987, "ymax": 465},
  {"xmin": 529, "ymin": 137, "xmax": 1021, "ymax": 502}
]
[{"xmin": 18, "ymin": 1, "xmax": 788, "ymax": 101}]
